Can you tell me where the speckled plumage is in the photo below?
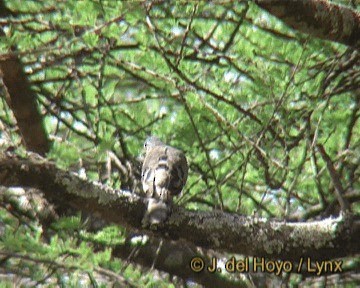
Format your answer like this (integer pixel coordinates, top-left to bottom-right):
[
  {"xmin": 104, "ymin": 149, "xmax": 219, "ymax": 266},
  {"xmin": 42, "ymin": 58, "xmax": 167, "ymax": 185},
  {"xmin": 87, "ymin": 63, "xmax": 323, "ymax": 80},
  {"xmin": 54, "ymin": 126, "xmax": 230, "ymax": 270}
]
[{"xmin": 141, "ymin": 137, "xmax": 188, "ymax": 202}]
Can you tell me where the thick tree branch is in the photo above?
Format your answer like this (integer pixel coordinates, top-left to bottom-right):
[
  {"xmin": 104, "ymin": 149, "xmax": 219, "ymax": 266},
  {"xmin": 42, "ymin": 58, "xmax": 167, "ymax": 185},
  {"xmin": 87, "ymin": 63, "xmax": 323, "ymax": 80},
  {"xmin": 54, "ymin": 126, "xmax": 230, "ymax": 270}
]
[
  {"xmin": 255, "ymin": 0, "xmax": 360, "ymax": 47},
  {"xmin": 0, "ymin": 186, "xmax": 244, "ymax": 287},
  {"xmin": 0, "ymin": 153, "xmax": 358, "ymax": 263},
  {"xmin": 0, "ymin": 53, "xmax": 50, "ymax": 156},
  {"xmin": 113, "ymin": 237, "xmax": 247, "ymax": 288}
]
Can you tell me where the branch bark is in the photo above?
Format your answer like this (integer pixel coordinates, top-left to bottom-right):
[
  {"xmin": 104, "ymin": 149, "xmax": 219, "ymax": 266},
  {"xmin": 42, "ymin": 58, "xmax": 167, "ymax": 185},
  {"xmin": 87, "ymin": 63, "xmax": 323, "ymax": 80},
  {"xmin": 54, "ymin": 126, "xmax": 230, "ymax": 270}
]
[
  {"xmin": 0, "ymin": 53, "xmax": 50, "ymax": 156},
  {"xmin": 0, "ymin": 186, "xmax": 245, "ymax": 287},
  {"xmin": 0, "ymin": 153, "xmax": 358, "ymax": 262},
  {"xmin": 255, "ymin": 0, "xmax": 360, "ymax": 47}
]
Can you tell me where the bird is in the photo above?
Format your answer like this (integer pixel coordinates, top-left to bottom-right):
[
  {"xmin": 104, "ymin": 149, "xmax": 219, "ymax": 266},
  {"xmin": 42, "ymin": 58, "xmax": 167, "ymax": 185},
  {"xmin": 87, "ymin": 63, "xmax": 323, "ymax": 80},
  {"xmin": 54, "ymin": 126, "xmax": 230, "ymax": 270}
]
[
  {"xmin": 141, "ymin": 136, "xmax": 188, "ymax": 202},
  {"xmin": 141, "ymin": 136, "xmax": 188, "ymax": 225}
]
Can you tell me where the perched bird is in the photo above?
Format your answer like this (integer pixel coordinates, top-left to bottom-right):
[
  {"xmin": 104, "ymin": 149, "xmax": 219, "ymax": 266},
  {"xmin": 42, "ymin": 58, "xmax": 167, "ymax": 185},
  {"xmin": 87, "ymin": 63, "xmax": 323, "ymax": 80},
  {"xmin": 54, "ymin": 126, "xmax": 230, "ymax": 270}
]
[
  {"xmin": 141, "ymin": 136, "xmax": 188, "ymax": 225},
  {"xmin": 141, "ymin": 136, "xmax": 188, "ymax": 202}
]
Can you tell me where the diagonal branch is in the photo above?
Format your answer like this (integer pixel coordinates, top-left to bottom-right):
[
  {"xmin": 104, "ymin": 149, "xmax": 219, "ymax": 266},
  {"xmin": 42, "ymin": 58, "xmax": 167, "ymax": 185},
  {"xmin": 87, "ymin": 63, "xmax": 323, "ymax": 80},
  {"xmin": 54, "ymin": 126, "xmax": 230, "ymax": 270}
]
[
  {"xmin": 0, "ymin": 54, "xmax": 50, "ymax": 155},
  {"xmin": 317, "ymin": 144, "xmax": 350, "ymax": 211},
  {"xmin": 255, "ymin": 0, "xmax": 360, "ymax": 47}
]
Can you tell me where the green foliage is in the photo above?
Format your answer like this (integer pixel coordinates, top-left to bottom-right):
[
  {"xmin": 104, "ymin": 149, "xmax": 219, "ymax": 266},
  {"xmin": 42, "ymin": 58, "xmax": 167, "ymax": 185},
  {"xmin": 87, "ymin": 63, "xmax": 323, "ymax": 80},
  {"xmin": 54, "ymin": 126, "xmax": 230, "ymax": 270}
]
[
  {"xmin": 0, "ymin": 0, "xmax": 358, "ymax": 285},
  {"xmin": 0, "ymin": 202, "xmax": 163, "ymax": 286},
  {"xmin": 80, "ymin": 225, "xmax": 126, "ymax": 246}
]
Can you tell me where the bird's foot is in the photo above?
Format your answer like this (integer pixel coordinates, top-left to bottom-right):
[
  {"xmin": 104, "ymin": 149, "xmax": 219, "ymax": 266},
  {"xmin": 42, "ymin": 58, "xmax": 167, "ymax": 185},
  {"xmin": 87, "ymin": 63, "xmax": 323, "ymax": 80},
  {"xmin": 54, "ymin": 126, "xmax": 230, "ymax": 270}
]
[{"xmin": 142, "ymin": 198, "xmax": 169, "ymax": 227}]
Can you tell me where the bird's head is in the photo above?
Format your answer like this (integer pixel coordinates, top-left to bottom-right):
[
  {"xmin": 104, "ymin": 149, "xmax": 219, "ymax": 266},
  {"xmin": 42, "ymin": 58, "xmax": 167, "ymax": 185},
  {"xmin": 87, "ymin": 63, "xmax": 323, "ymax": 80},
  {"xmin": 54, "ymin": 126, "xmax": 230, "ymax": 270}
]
[{"xmin": 144, "ymin": 136, "xmax": 164, "ymax": 152}]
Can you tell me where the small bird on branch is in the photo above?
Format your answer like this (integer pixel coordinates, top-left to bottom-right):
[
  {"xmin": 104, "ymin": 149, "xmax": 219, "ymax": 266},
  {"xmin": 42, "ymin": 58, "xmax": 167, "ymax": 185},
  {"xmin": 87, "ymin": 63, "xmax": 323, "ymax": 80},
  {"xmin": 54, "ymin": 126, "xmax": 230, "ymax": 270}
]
[{"xmin": 141, "ymin": 136, "xmax": 188, "ymax": 224}]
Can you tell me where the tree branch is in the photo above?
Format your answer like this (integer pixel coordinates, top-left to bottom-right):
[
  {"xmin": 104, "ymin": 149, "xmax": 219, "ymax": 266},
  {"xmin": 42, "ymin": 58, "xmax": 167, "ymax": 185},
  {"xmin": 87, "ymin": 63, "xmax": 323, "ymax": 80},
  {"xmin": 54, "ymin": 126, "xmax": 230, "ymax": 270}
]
[
  {"xmin": 0, "ymin": 153, "xmax": 358, "ymax": 262},
  {"xmin": 317, "ymin": 144, "xmax": 350, "ymax": 211},
  {"xmin": 0, "ymin": 54, "xmax": 50, "ymax": 155},
  {"xmin": 255, "ymin": 0, "xmax": 360, "ymax": 47}
]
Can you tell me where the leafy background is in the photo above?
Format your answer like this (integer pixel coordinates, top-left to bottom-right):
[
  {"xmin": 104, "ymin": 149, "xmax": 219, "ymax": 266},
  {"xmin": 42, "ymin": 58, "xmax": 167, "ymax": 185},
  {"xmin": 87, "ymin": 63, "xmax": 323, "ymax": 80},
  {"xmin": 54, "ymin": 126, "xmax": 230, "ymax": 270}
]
[{"xmin": 0, "ymin": 0, "xmax": 359, "ymax": 286}]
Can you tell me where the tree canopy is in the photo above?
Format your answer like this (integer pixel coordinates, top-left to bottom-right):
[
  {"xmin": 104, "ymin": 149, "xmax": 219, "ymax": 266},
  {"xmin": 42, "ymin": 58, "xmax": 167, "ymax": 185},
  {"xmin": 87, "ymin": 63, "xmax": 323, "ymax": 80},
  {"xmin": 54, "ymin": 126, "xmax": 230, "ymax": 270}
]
[{"xmin": 0, "ymin": 0, "xmax": 359, "ymax": 287}]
